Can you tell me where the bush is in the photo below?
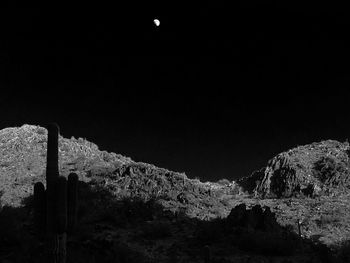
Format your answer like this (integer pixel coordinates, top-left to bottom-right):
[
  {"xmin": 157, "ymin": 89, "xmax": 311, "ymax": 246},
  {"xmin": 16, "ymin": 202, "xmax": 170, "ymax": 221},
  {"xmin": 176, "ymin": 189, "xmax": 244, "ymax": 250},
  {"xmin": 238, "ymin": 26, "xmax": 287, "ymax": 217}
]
[
  {"xmin": 312, "ymin": 156, "xmax": 347, "ymax": 184},
  {"xmin": 315, "ymin": 213, "xmax": 341, "ymax": 227},
  {"xmin": 217, "ymin": 179, "xmax": 231, "ymax": 186},
  {"xmin": 228, "ymin": 184, "xmax": 240, "ymax": 196}
]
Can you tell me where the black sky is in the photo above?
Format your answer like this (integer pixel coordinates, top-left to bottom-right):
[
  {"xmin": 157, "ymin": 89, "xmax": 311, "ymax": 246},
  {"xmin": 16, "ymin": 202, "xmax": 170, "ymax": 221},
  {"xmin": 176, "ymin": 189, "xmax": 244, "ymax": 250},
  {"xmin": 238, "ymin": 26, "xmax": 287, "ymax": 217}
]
[{"xmin": 0, "ymin": 2, "xmax": 350, "ymax": 182}]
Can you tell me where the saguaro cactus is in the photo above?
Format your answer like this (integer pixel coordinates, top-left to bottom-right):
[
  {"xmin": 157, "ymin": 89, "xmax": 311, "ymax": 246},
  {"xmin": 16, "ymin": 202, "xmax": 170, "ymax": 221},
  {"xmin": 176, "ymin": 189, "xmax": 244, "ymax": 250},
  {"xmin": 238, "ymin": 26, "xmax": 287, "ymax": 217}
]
[
  {"xmin": 67, "ymin": 173, "xmax": 78, "ymax": 235},
  {"xmin": 34, "ymin": 181, "xmax": 46, "ymax": 240},
  {"xmin": 45, "ymin": 122, "xmax": 60, "ymax": 263},
  {"xmin": 56, "ymin": 176, "xmax": 67, "ymax": 263},
  {"xmin": 46, "ymin": 122, "xmax": 60, "ymax": 237},
  {"xmin": 56, "ymin": 176, "xmax": 67, "ymax": 234},
  {"xmin": 33, "ymin": 123, "xmax": 79, "ymax": 263}
]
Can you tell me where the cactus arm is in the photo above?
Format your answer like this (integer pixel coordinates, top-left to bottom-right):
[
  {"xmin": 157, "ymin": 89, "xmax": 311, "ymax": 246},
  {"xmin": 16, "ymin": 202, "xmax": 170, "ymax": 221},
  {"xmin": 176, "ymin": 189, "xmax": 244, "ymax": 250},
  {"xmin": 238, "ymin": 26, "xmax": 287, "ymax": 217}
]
[
  {"xmin": 67, "ymin": 173, "xmax": 78, "ymax": 234},
  {"xmin": 56, "ymin": 176, "xmax": 67, "ymax": 235},
  {"xmin": 34, "ymin": 182, "xmax": 46, "ymax": 240}
]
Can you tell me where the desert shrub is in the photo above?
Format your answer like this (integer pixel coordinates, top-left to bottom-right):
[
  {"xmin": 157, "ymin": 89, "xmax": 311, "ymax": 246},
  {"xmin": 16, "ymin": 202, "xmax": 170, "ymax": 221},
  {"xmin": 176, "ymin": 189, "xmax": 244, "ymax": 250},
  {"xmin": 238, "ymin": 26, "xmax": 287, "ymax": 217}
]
[
  {"xmin": 220, "ymin": 196, "xmax": 231, "ymax": 207},
  {"xmin": 35, "ymin": 126, "xmax": 46, "ymax": 135},
  {"xmin": 312, "ymin": 156, "xmax": 344, "ymax": 183},
  {"xmin": 232, "ymin": 229, "xmax": 298, "ymax": 256},
  {"xmin": 217, "ymin": 178, "xmax": 231, "ymax": 186},
  {"xmin": 140, "ymin": 220, "xmax": 172, "ymax": 239},
  {"xmin": 228, "ymin": 184, "xmax": 240, "ymax": 195},
  {"xmin": 193, "ymin": 177, "xmax": 201, "ymax": 182},
  {"xmin": 211, "ymin": 206, "xmax": 226, "ymax": 218},
  {"xmin": 316, "ymin": 213, "xmax": 341, "ymax": 227}
]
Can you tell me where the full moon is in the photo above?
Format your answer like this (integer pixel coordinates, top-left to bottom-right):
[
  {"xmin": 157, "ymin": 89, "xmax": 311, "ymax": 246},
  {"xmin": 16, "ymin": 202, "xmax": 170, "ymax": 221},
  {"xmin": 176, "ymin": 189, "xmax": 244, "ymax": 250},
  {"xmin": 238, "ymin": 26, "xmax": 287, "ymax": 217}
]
[{"xmin": 153, "ymin": 19, "xmax": 160, "ymax": 27}]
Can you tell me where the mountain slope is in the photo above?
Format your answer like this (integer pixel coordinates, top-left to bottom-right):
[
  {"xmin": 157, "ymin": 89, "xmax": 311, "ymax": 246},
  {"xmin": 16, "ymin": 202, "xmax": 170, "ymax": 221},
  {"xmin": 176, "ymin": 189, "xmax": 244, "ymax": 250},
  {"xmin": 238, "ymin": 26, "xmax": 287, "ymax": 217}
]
[
  {"xmin": 238, "ymin": 140, "xmax": 350, "ymax": 199},
  {"xmin": 0, "ymin": 124, "xmax": 238, "ymax": 221}
]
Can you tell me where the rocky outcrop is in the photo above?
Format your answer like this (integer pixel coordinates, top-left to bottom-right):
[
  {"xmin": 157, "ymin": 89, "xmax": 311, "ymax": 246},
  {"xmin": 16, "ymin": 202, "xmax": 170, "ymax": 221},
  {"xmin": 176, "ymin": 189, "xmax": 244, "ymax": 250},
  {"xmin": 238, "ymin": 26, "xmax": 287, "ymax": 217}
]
[
  {"xmin": 237, "ymin": 167, "xmax": 266, "ymax": 195},
  {"xmin": 250, "ymin": 140, "xmax": 350, "ymax": 199}
]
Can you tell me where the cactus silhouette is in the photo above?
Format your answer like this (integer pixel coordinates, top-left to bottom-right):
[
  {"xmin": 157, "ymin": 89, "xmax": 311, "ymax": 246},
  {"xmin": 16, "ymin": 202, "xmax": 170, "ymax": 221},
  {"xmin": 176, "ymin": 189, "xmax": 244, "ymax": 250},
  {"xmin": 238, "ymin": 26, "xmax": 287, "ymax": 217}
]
[
  {"xmin": 33, "ymin": 123, "xmax": 79, "ymax": 263},
  {"xmin": 34, "ymin": 181, "xmax": 46, "ymax": 240},
  {"xmin": 56, "ymin": 176, "xmax": 68, "ymax": 263},
  {"xmin": 56, "ymin": 176, "xmax": 67, "ymax": 235},
  {"xmin": 46, "ymin": 122, "xmax": 60, "ymax": 237},
  {"xmin": 67, "ymin": 173, "xmax": 78, "ymax": 234}
]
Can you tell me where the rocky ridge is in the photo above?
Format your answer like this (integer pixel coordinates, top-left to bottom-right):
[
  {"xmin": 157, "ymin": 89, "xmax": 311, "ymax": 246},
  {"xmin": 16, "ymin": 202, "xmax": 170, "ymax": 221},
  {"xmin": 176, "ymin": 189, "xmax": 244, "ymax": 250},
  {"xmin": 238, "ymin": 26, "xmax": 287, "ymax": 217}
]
[{"xmin": 0, "ymin": 124, "xmax": 239, "ymax": 219}]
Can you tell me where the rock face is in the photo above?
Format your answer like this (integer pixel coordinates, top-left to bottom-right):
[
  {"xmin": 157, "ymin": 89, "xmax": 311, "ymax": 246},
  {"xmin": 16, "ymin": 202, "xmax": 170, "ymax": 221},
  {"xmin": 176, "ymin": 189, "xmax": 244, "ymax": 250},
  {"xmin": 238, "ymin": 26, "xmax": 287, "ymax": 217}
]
[{"xmin": 251, "ymin": 140, "xmax": 350, "ymax": 198}]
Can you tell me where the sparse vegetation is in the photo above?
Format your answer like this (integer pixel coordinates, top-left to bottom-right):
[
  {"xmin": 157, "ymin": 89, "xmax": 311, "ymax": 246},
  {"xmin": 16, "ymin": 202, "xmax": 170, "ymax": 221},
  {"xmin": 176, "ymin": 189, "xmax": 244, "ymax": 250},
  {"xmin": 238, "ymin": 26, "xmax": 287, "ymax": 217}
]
[
  {"xmin": 316, "ymin": 213, "xmax": 341, "ymax": 227},
  {"xmin": 313, "ymin": 156, "xmax": 339, "ymax": 183},
  {"xmin": 216, "ymin": 178, "xmax": 231, "ymax": 186}
]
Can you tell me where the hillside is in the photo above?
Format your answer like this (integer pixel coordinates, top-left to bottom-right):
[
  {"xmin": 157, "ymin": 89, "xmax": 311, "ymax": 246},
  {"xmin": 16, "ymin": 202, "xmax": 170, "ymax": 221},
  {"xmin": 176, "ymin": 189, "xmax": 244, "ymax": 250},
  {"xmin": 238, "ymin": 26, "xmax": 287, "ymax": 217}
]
[
  {"xmin": 1, "ymin": 125, "xmax": 350, "ymax": 262},
  {"xmin": 0, "ymin": 124, "xmax": 239, "ymax": 220}
]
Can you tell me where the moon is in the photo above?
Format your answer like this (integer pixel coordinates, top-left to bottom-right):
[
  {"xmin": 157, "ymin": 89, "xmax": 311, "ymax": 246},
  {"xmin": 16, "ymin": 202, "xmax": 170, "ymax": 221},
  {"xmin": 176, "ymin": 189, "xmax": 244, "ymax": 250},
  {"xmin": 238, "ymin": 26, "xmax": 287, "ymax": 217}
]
[{"xmin": 153, "ymin": 19, "xmax": 160, "ymax": 27}]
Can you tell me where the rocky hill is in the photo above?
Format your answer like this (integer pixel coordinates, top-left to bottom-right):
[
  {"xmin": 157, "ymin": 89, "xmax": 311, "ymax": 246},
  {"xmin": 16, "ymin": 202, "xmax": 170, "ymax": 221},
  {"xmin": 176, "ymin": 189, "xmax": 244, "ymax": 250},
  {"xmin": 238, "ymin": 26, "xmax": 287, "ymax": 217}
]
[
  {"xmin": 238, "ymin": 140, "xmax": 350, "ymax": 199},
  {"xmin": 0, "ymin": 124, "xmax": 239, "ymax": 219},
  {"xmin": 0, "ymin": 124, "xmax": 130, "ymax": 208},
  {"xmin": 1, "ymin": 125, "xmax": 350, "ymax": 262}
]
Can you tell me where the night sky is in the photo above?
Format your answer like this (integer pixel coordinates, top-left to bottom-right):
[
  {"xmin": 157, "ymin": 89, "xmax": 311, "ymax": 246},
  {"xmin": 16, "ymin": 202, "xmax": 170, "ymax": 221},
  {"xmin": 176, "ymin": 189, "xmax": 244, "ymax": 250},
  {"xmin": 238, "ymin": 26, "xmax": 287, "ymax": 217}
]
[{"xmin": 1, "ymin": 2, "xmax": 350, "ymax": 182}]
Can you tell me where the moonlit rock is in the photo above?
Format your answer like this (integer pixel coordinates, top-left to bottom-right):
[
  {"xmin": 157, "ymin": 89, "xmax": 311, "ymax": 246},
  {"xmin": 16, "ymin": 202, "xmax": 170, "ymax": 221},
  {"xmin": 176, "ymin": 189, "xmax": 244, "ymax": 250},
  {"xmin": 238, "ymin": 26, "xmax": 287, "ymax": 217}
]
[{"xmin": 153, "ymin": 19, "xmax": 160, "ymax": 27}]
